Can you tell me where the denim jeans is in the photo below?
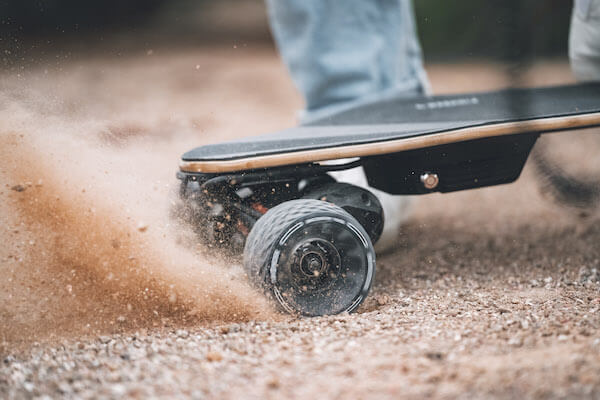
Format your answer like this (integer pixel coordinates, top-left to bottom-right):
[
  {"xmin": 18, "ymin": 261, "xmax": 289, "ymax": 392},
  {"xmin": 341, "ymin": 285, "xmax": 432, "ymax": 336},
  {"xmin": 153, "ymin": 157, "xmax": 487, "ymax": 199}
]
[
  {"xmin": 570, "ymin": 0, "xmax": 600, "ymax": 81},
  {"xmin": 265, "ymin": 0, "xmax": 429, "ymax": 123}
]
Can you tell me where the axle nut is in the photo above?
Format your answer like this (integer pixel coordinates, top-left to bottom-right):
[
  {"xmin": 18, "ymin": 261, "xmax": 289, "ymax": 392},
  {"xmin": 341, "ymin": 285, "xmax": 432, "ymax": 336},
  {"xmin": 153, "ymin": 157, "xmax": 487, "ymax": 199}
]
[{"xmin": 420, "ymin": 173, "xmax": 439, "ymax": 190}]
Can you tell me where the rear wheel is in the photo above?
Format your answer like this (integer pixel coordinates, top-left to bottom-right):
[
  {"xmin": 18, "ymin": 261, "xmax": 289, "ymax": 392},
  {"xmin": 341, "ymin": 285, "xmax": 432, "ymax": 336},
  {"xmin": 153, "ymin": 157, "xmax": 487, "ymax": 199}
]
[
  {"xmin": 303, "ymin": 182, "xmax": 384, "ymax": 245},
  {"xmin": 533, "ymin": 133, "xmax": 600, "ymax": 209},
  {"xmin": 243, "ymin": 199, "xmax": 375, "ymax": 316}
]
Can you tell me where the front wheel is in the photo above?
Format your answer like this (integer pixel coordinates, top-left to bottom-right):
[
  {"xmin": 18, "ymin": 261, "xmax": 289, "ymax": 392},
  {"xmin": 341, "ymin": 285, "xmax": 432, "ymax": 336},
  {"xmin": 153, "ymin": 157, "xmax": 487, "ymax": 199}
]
[{"xmin": 243, "ymin": 199, "xmax": 375, "ymax": 316}]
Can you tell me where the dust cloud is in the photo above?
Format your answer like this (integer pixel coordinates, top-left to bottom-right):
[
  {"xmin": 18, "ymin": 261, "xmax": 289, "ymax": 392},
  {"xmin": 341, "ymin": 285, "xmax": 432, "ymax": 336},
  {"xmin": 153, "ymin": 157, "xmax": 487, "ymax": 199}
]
[{"xmin": 0, "ymin": 96, "xmax": 273, "ymax": 349}]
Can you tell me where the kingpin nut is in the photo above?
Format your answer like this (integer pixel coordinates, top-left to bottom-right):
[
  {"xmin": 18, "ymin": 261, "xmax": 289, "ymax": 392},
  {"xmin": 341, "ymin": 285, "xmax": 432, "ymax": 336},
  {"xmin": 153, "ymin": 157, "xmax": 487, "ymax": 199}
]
[{"xmin": 420, "ymin": 173, "xmax": 439, "ymax": 190}]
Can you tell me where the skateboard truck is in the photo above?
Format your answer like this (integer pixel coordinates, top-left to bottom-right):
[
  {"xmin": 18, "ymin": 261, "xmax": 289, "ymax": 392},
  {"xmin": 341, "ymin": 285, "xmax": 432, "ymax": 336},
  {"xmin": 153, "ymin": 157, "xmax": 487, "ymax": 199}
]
[{"xmin": 176, "ymin": 162, "xmax": 381, "ymax": 316}]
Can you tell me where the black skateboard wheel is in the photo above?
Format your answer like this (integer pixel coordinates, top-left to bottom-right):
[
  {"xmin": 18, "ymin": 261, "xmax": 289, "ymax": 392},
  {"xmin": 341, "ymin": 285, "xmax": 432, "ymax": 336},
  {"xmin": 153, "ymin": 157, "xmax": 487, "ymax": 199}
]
[
  {"xmin": 243, "ymin": 199, "xmax": 375, "ymax": 316},
  {"xmin": 303, "ymin": 182, "xmax": 384, "ymax": 245}
]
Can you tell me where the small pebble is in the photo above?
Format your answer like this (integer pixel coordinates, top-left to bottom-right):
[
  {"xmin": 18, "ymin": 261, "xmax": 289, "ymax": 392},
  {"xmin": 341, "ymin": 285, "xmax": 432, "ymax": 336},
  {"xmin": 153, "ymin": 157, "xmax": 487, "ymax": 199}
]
[
  {"xmin": 137, "ymin": 223, "xmax": 148, "ymax": 232},
  {"xmin": 11, "ymin": 184, "xmax": 26, "ymax": 192},
  {"xmin": 206, "ymin": 351, "xmax": 223, "ymax": 362}
]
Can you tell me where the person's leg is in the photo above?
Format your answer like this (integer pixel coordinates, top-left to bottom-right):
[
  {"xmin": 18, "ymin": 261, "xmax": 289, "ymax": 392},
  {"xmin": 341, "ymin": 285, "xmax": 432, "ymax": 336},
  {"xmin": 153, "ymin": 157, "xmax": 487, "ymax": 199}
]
[
  {"xmin": 265, "ymin": 0, "xmax": 429, "ymax": 251},
  {"xmin": 570, "ymin": 0, "xmax": 600, "ymax": 81},
  {"xmin": 265, "ymin": 0, "xmax": 429, "ymax": 122}
]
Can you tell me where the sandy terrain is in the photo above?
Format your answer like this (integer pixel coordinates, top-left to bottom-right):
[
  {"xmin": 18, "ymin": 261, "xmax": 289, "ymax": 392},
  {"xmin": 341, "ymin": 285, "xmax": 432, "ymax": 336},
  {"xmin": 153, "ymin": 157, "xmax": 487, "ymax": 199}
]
[{"xmin": 1, "ymin": 46, "xmax": 599, "ymax": 399}]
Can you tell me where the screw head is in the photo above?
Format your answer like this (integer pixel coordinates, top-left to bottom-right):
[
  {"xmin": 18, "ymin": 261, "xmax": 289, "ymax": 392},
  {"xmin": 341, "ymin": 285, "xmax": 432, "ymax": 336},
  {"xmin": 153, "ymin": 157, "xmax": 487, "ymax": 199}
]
[{"xmin": 420, "ymin": 173, "xmax": 439, "ymax": 190}]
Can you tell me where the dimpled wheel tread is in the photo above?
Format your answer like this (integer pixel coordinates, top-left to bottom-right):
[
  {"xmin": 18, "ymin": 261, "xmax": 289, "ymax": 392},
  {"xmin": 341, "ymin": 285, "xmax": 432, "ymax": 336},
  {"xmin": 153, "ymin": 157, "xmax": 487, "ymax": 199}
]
[
  {"xmin": 244, "ymin": 200, "xmax": 340, "ymax": 284},
  {"xmin": 243, "ymin": 199, "xmax": 375, "ymax": 316}
]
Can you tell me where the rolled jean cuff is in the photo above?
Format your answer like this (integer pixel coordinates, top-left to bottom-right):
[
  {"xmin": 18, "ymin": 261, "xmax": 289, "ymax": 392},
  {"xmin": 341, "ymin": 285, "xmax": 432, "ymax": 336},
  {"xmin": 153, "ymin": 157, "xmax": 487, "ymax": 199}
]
[{"xmin": 299, "ymin": 77, "xmax": 427, "ymax": 124}]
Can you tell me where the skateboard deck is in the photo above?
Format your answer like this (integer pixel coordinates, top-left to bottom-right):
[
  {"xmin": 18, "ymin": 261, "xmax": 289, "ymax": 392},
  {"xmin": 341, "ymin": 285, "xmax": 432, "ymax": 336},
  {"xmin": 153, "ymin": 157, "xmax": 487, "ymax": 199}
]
[{"xmin": 181, "ymin": 83, "xmax": 600, "ymax": 175}]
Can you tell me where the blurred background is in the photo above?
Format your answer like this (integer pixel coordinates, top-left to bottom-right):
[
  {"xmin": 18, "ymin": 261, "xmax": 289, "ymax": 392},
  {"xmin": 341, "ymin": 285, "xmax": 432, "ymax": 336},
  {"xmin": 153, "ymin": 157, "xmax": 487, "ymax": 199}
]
[
  {"xmin": 1, "ymin": 1, "xmax": 582, "ymax": 176},
  {"xmin": 2, "ymin": 0, "xmax": 589, "ymax": 186},
  {"xmin": 1, "ymin": 0, "xmax": 573, "ymax": 65}
]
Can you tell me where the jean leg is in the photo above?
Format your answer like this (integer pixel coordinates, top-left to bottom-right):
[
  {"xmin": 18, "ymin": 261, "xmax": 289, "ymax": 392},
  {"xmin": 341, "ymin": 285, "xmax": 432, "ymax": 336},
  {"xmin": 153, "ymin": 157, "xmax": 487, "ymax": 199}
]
[
  {"xmin": 265, "ymin": 0, "xmax": 429, "ymax": 122},
  {"xmin": 570, "ymin": 0, "xmax": 600, "ymax": 81}
]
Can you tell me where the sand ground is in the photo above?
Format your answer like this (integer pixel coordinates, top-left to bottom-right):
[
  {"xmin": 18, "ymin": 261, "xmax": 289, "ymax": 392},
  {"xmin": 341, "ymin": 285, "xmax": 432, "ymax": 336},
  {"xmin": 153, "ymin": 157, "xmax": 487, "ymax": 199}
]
[{"xmin": 1, "ymin": 46, "xmax": 599, "ymax": 399}]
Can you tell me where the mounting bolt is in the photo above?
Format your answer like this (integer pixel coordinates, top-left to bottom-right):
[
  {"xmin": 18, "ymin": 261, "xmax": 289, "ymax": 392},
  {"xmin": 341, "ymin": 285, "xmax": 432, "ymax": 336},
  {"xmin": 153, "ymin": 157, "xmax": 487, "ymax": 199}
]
[{"xmin": 420, "ymin": 173, "xmax": 439, "ymax": 190}]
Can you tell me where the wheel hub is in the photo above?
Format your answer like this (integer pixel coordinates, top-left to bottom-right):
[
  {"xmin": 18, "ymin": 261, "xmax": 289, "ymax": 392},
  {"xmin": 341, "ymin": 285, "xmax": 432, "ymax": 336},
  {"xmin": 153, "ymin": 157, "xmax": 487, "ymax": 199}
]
[
  {"xmin": 298, "ymin": 246, "xmax": 327, "ymax": 277},
  {"xmin": 290, "ymin": 239, "xmax": 341, "ymax": 288}
]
